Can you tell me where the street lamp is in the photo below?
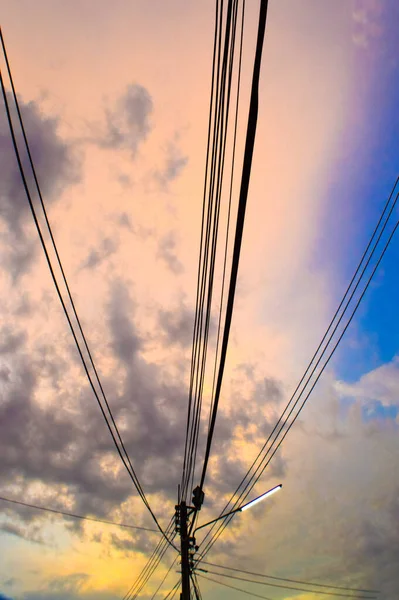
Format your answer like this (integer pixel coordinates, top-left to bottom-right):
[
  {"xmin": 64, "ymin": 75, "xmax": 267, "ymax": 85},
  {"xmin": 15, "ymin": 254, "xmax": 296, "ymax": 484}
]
[{"xmin": 195, "ymin": 484, "xmax": 282, "ymax": 531}]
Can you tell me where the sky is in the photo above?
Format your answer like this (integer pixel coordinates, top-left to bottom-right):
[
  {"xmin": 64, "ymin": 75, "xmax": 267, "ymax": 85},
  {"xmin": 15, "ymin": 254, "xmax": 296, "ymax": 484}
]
[{"xmin": 0, "ymin": 1, "xmax": 398, "ymax": 599}]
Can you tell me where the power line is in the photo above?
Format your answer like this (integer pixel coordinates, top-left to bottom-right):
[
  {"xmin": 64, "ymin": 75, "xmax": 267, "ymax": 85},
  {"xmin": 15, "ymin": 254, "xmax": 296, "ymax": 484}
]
[
  {"xmin": 196, "ymin": 568, "xmax": 378, "ymax": 598},
  {"xmin": 196, "ymin": 178, "xmax": 399, "ymax": 559},
  {"xmin": 198, "ymin": 560, "xmax": 379, "ymax": 594},
  {"xmin": 163, "ymin": 580, "xmax": 180, "ymax": 600},
  {"xmin": 199, "ymin": 0, "xmax": 270, "ymax": 492},
  {"xmin": 0, "ymin": 27, "xmax": 174, "ymax": 549},
  {"xmin": 180, "ymin": 0, "xmax": 221, "ymax": 500},
  {"xmin": 197, "ymin": 572, "xmax": 274, "ymax": 600},
  {"xmin": 0, "ymin": 495, "xmax": 159, "ymax": 533},
  {"xmin": 181, "ymin": 0, "xmax": 244, "ymax": 502},
  {"xmin": 189, "ymin": 0, "xmax": 244, "ymax": 501},
  {"xmin": 190, "ymin": 572, "xmax": 203, "ymax": 600},
  {"xmin": 150, "ymin": 555, "xmax": 179, "ymax": 600},
  {"xmin": 122, "ymin": 519, "xmax": 175, "ymax": 600}
]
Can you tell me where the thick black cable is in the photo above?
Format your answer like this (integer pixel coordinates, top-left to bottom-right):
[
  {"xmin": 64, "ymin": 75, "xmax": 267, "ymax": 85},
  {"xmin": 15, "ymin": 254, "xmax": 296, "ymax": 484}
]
[
  {"xmin": 199, "ymin": 0, "xmax": 270, "ymax": 491},
  {"xmin": 0, "ymin": 32, "xmax": 174, "ymax": 548},
  {"xmin": 0, "ymin": 495, "xmax": 159, "ymax": 533},
  {"xmin": 196, "ymin": 569, "xmax": 378, "ymax": 598},
  {"xmin": 197, "ymin": 181, "xmax": 399, "ymax": 558},
  {"xmin": 197, "ymin": 561, "xmax": 379, "ymax": 594}
]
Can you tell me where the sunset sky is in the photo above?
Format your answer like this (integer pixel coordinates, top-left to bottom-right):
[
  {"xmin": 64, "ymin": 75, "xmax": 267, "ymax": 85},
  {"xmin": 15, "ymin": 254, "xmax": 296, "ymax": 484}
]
[{"xmin": 1, "ymin": 1, "xmax": 399, "ymax": 599}]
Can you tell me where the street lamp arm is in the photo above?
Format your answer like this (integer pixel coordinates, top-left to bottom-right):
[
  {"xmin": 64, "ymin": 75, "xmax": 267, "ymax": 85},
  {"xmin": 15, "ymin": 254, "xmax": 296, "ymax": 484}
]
[
  {"xmin": 195, "ymin": 507, "xmax": 242, "ymax": 532},
  {"xmin": 194, "ymin": 484, "xmax": 282, "ymax": 532}
]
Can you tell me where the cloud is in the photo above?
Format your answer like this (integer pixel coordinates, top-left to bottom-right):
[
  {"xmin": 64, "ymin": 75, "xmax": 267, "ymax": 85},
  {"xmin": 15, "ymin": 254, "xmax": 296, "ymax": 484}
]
[
  {"xmin": 0, "ymin": 326, "xmax": 26, "ymax": 355},
  {"xmin": 80, "ymin": 237, "xmax": 119, "ymax": 270},
  {"xmin": 352, "ymin": 0, "xmax": 384, "ymax": 48},
  {"xmin": 0, "ymin": 521, "xmax": 44, "ymax": 545},
  {"xmin": 336, "ymin": 356, "xmax": 399, "ymax": 407},
  {"xmin": 108, "ymin": 280, "xmax": 142, "ymax": 365},
  {"xmin": 0, "ymin": 91, "xmax": 80, "ymax": 278},
  {"xmin": 117, "ymin": 173, "xmax": 133, "ymax": 189},
  {"xmin": 0, "ymin": 278, "xmax": 287, "ymax": 567},
  {"xmin": 47, "ymin": 573, "xmax": 88, "ymax": 594},
  {"xmin": 157, "ymin": 232, "xmax": 183, "ymax": 274},
  {"xmin": 95, "ymin": 84, "xmax": 153, "ymax": 157},
  {"xmin": 158, "ymin": 305, "xmax": 194, "ymax": 348},
  {"xmin": 153, "ymin": 140, "xmax": 188, "ymax": 189}
]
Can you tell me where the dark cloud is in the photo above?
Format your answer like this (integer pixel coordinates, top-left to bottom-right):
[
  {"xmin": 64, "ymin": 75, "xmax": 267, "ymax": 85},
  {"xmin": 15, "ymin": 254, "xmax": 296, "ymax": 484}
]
[
  {"xmin": 23, "ymin": 588, "xmax": 115, "ymax": 600},
  {"xmin": 117, "ymin": 173, "xmax": 133, "ymax": 189},
  {"xmin": 47, "ymin": 573, "xmax": 88, "ymax": 594},
  {"xmin": 0, "ymin": 91, "xmax": 80, "ymax": 278},
  {"xmin": 95, "ymin": 84, "xmax": 153, "ymax": 157},
  {"xmin": 254, "ymin": 376, "xmax": 283, "ymax": 405},
  {"xmin": 0, "ymin": 283, "xmax": 285, "ymax": 559},
  {"xmin": 0, "ymin": 521, "xmax": 44, "ymax": 545},
  {"xmin": 108, "ymin": 281, "xmax": 142, "ymax": 365},
  {"xmin": 153, "ymin": 142, "xmax": 188, "ymax": 189},
  {"xmin": 157, "ymin": 232, "xmax": 183, "ymax": 274},
  {"xmin": 0, "ymin": 326, "xmax": 26, "ymax": 355},
  {"xmin": 158, "ymin": 306, "xmax": 194, "ymax": 348},
  {"xmin": 80, "ymin": 237, "xmax": 119, "ymax": 270},
  {"xmin": 117, "ymin": 212, "xmax": 133, "ymax": 230},
  {"xmin": 349, "ymin": 489, "xmax": 399, "ymax": 599},
  {"xmin": 113, "ymin": 212, "xmax": 153, "ymax": 239}
]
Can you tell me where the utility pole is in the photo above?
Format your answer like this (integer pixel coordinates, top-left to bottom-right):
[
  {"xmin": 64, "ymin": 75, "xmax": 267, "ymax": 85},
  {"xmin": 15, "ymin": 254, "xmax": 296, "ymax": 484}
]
[
  {"xmin": 176, "ymin": 487, "xmax": 204, "ymax": 600},
  {"xmin": 179, "ymin": 501, "xmax": 190, "ymax": 600}
]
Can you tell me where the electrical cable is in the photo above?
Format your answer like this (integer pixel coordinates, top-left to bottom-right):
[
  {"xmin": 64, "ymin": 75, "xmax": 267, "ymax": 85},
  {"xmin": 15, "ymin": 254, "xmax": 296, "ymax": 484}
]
[
  {"xmin": 188, "ymin": 0, "xmax": 246, "ymax": 539},
  {"xmin": 122, "ymin": 532, "xmax": 168, "ymax": 599},
  {"xmin": 195, "ymin": 568, "xmax": 378, "ymax": 598},
  {"xmin": 187, "ymin": 0, "xmax": 240, "ymax": 500},
  {"xmin": 197, "ymin": 572, "xmax": 274, "ymax": 600},
  {"xmin": 181, "ymin": 0, "xmax": 222, "ymax": 496},
  {"xmin": 197, "ymin": 560, "xmax": 379, "ymax": 594},
  {"xmin": 0, "ymin": 495, "xmax": 159, "ymax": 533},
  {"xmin": 208, "ymin": 0, "xmax": 245, "ymax": 432},
  {"xmin": 199, "ymin": 0, "xmax": 270, "ymax": 492},
  {"xmin": 123, "ymin": 519, "xmax": 175, "ymax": 600},
  {"xmin": 0, "ymin": 28, "xmax": 175, "ymax": 549},
  {"xmin": 163, "ymin": 580, "xmax": 180, "ymax": 600},
  {"xmin": 182, "ymin": 0, "xmax": 243, "ymax": 502},
  {"xmin": 196, "ymin": 180, "xmax": 399, "ymax": 559},
  {"xmin": 184, "ymin": 0, "xmax": 235, "ymax": 499},
  {"xmin": 150, "ymin": 555, "xmax": 179, "ymax": 600},
  {"xmin": 190, "ymin": 571, "xmax": 202, "ymax": 600},
  {"xmin": 198, "ymin": 214, "xmax": 399, "ymax": 560}
]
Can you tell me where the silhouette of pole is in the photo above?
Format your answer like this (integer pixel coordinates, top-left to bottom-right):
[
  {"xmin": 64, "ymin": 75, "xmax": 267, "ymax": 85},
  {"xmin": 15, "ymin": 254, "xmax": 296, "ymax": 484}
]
[{"xmin": 180, "ymin": 501, "xmax": 191, "ymax": 600}]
